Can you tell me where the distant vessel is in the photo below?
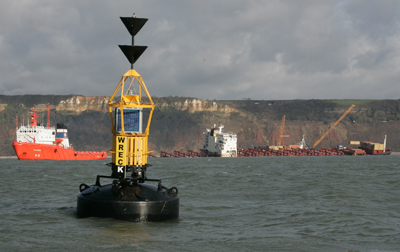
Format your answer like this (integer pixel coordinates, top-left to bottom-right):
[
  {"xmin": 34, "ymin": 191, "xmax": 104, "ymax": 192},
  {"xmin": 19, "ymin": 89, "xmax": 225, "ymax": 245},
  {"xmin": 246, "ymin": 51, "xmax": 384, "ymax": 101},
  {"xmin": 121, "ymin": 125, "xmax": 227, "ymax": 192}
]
[
  {"xmin": 12, "ymin": 107, "xmax": 107, "ymax": 160},
  {"xmin": 201, "ymin": 124, "xmax": 237, "ymax": 157},
  {"xmin": 344, "ymin": 135, "xmax": 391, "ymax": 155}
]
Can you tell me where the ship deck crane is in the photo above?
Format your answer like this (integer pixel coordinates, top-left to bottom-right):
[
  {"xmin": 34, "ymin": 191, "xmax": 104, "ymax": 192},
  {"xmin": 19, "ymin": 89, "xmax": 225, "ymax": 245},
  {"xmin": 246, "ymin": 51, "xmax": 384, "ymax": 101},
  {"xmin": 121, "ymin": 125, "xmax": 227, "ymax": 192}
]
[
  {"xmin": 312, "ymin": 104, "xmax": 355, "ymax": 148},
  {"xmin": 277, "ymin": 115, "xmax": 286, "ymax": 146}
]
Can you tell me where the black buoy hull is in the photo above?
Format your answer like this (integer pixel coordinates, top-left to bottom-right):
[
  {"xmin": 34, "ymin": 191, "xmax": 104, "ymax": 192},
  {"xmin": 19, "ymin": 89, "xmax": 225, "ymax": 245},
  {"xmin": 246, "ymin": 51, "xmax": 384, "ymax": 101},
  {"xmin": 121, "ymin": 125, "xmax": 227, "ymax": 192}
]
[{"xmin": 77, "ymin": 183, "xmax": 179, "ymax": 221}]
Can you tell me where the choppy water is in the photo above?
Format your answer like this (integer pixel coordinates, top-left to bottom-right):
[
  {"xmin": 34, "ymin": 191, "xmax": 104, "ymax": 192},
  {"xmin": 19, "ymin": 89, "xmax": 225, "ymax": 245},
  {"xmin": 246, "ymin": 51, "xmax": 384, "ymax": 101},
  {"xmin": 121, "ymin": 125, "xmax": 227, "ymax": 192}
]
[{"xmin": 0, "ymin": 156, "xmax": 399, "ymax": 252}]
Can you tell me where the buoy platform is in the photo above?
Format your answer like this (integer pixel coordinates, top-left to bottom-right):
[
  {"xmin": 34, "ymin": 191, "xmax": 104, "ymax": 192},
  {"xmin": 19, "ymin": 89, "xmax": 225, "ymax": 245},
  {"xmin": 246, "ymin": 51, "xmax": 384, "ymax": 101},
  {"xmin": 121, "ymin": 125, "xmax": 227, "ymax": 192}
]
[{"xmin": 77, "ymin": 177, "xmax": 179, "ymax": 221}]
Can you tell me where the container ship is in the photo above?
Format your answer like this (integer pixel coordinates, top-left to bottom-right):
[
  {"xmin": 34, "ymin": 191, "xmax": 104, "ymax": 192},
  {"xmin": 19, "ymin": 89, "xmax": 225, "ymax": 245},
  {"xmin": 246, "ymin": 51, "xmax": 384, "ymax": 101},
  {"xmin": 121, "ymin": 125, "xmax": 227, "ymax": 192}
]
[{"xmin": 12, "ymin": 107, "xmax": 107, "ymax": 160}]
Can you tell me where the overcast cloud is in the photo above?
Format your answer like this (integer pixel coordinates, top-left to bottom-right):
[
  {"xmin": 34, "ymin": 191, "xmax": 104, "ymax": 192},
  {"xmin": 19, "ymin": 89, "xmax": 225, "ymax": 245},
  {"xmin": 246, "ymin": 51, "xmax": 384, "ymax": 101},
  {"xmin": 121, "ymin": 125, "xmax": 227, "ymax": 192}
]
[{"xmin": 1, "ymin": 0, "xmax": 399, "ymax": 100}]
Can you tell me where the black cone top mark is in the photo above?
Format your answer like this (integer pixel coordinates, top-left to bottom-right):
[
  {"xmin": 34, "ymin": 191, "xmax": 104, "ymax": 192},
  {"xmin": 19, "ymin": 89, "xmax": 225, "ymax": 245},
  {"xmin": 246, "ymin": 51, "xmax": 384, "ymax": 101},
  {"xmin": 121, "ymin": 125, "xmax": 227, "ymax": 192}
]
[
  {"xmin": 120, "ymin": 17, "xmax": 148, "ymax": 37},
  {"xmin": 118, "ymin": 45, "xmax": 147, "ymax": 65}
]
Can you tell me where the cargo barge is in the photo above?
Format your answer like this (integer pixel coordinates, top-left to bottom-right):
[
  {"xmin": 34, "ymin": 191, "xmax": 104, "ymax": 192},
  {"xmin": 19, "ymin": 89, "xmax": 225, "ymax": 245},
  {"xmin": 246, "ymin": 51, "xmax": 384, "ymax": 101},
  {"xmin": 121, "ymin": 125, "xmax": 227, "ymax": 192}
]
[
  {"xmin": 156, "ymin": 129, "xmax": 391, "ymax": 158},
  {"xmin": 343, "ymin": 136, "xmax": 391, "ymax": 155},
  {"xmin": 156, "ymin": 144, "xmax": 391, "ymax": 158},
  {"xmin": 157, "ymin": 146, "xmax": 346, "ymax": 157},
  {"xmin": 157, "ymin": 137, "xmax": 391, "ymax": 158}
]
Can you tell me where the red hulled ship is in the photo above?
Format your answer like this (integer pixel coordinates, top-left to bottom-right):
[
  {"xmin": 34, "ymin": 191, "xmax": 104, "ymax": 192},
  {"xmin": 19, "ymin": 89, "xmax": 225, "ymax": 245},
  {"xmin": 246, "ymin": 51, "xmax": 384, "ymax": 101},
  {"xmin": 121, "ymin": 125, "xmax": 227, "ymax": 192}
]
[{"xmin": 12, "ymin": 106, "xmax": 107, "ymax": 160}]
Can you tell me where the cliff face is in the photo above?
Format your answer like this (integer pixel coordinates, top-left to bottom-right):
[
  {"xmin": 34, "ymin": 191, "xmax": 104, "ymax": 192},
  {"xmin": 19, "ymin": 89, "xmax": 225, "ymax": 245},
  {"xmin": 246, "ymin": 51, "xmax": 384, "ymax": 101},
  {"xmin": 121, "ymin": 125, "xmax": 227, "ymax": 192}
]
[
  {"xmin": 159, "ymin": 98, "xmax": 240, "ymax": 113},
  {"xmin": 56, "ymin": 96, "xmax": 109, "ymax": 113},
  {"xmin": 0, "ymin": 96, "xmax": 109, "ymax": 113},
  {"xmin": 4, "ymin": 96, "xmax": 236, "ymax": 114},
  {"xmin": 1, "ymin": 95, "xmax": 400, "ymax": 156}
]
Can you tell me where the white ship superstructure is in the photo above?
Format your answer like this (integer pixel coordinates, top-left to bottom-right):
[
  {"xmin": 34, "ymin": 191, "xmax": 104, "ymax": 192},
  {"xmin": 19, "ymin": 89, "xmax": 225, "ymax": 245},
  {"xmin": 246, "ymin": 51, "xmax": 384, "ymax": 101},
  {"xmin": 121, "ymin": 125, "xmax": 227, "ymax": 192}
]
[
  {"xmin": 16, "ymin": 124, "xmax": 56, "ymax": 144},
  {"xmin": 201, "ymin": 124, "xmax": 237, "ymax": 157},
  {"xmin": 15, "ymin": 107, "xmax": 70, "ymax": 148}
]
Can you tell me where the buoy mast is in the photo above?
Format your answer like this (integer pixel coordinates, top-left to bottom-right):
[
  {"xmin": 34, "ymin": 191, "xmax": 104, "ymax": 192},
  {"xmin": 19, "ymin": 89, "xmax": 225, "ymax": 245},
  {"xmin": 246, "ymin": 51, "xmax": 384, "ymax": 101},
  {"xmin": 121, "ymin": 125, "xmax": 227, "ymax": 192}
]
[
  {"xmin": 77, "ymin": 14, "xmax": 179, "ymax": 221},
  {"xmin": 108, "ymin": 14, "xmax": 153, "ymax": 180}
]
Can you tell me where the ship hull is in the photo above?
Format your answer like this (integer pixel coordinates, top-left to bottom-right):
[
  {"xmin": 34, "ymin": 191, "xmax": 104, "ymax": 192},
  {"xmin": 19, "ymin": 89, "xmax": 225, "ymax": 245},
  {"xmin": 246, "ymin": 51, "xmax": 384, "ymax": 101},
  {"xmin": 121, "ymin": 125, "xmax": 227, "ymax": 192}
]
[{"xmin": 12, "ymin": 142, "xmax": 107, "ymax": 160}]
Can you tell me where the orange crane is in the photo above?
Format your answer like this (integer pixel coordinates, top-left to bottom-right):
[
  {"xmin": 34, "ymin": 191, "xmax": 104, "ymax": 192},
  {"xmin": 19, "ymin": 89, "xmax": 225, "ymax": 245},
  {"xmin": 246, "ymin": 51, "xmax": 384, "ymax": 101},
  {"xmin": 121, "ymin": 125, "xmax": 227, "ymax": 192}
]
[
  {"xmin": 277, "ymin": 115, "xmax": 286, "ymax": 146},
  {"xmin": 312, "ymin": 104, "xmax": 356, "ymax": 148}
]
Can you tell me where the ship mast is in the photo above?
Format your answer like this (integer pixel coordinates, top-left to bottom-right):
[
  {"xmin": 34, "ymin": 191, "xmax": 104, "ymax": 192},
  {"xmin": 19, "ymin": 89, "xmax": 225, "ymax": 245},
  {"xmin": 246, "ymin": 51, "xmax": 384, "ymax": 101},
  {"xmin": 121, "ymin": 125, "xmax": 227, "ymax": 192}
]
[
  {"xmin": 43, "ymin": 104, "xmax": 56, "ymax": 128},
  {"xmin": 30, "ymin": 107, "xmax": 39, "ymax": 128}
]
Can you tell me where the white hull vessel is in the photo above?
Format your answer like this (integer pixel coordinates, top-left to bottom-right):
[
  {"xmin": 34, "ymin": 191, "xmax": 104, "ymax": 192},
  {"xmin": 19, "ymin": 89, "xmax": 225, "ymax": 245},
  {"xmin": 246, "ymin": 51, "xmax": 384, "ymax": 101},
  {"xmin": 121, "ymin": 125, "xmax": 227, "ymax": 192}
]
[{"xmin": 201, "ymin": 124, "xmax": 237, "ymax": 157}]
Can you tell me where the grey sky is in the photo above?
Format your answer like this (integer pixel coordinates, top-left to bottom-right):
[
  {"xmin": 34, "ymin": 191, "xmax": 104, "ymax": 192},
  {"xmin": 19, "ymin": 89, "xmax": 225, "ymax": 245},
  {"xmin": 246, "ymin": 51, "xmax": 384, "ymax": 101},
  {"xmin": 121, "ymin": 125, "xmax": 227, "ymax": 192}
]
[{"xmin": 1, "ymin": 0, "xmax": 399, "ymax": 100}]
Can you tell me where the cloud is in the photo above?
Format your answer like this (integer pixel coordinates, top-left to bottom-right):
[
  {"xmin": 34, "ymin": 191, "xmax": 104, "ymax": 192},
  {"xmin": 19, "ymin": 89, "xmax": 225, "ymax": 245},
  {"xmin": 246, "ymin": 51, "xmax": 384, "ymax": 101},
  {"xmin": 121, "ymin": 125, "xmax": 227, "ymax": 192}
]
[{"xmin": 1, "ymin": 0, "xmax": 399, "ymax": 100}]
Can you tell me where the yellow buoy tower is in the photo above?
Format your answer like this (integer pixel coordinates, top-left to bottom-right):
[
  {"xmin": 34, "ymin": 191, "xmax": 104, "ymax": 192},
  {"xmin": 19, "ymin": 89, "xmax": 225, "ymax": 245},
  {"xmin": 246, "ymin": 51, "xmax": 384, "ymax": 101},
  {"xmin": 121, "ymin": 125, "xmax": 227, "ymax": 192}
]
[
  {"xmin": 108, "ymin": 62, "xmax": 154, "ymax": 180},
  {"xmin": 77, "ymin": 14, "xmax": 179, "ymax": 221}
]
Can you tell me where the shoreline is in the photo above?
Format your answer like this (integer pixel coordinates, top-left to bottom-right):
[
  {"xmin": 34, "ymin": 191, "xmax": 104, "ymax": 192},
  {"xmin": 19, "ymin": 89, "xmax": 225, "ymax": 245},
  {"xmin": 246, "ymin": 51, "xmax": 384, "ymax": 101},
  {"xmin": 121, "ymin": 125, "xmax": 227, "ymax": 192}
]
[{"xmin": 0, "ymin": 153, "xmax": 399, "ymax": 159}]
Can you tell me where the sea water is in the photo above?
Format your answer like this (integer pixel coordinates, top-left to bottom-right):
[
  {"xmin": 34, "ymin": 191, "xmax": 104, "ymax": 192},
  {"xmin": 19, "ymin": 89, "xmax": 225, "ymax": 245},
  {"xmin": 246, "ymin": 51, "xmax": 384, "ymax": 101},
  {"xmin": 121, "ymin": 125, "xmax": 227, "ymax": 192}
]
[{"xmin": 0, "ymin": 156, "xmax": 399, "ymax": 252}]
